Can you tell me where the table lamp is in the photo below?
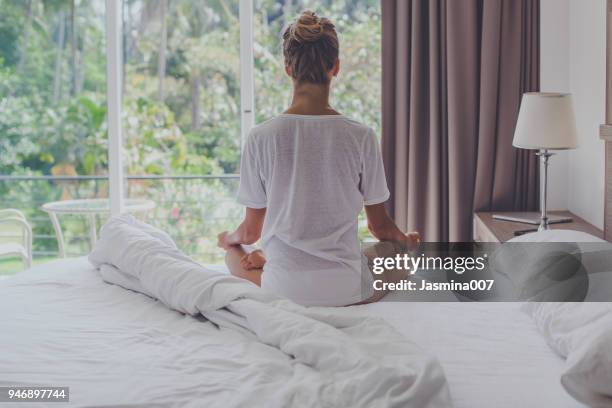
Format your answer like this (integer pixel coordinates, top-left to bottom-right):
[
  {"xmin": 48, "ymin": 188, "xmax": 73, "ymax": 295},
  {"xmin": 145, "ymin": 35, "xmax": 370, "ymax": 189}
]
[{"xmin": 493, "ymin": 93, "xmax": 579, "ymax": 231}]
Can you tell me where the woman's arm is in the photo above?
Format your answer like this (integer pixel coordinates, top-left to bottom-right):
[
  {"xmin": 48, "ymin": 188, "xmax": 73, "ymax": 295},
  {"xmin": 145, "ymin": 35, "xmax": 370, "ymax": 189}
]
[
  {"xmin": 365, "ymin": 203, "xmax": 420, "ymax": 246},
  {"xmin": 218, "ymin": 207, "xmax": 266, "ymax": 249}
]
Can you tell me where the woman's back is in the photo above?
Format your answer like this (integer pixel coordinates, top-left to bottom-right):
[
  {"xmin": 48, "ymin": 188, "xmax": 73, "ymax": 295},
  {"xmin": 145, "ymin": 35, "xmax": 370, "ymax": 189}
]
[
  {"xmin": 218, "ymin": 10, "xmax": 416, "ymax": 306},
  {"xmin": 237, "ymin": 114, "xmax": 389, "ymax": 306}
]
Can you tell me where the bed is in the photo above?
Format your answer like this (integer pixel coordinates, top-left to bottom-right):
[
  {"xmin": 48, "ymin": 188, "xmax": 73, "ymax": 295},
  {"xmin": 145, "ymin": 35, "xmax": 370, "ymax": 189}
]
[
  {"xmin": 1, "ymin": 255, "xmax": 583, "ymax": 407},
  {"xmin": 5, "ymin": 63, "xmax": 611, "ymax": 408},
  {"xmin": 359, "ymin": 298, "xmax": 578, "ymax": 407}
]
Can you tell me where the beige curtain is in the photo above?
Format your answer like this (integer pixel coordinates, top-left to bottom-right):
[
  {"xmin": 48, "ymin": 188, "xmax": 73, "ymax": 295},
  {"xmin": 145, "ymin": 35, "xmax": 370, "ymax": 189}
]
[{"xmin": 381, "ymin": 0, "xmax": 540, "ymax": 241}]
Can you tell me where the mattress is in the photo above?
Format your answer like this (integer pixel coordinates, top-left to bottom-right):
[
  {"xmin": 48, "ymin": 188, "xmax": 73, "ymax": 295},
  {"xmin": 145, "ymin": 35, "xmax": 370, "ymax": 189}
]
[{"xmin": 0, "ymin": 258, "xmax": 581, "ymax": 407}]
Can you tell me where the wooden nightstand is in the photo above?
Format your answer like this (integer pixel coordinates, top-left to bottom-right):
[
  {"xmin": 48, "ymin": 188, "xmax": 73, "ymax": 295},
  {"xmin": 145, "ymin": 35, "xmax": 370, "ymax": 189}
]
[{"xmin": 473, "ymin": 211, "xmax": 604, "ymax": 243}]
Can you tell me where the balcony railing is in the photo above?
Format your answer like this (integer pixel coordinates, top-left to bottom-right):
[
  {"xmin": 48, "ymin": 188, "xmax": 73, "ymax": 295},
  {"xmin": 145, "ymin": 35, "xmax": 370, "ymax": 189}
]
[
  {"xmin": 0, "ymin": 174, "xmax": 372, "ymax": 275},
  {"xmin": 0, "ymin": 175, "xmax": 241, "ymax": 265}
]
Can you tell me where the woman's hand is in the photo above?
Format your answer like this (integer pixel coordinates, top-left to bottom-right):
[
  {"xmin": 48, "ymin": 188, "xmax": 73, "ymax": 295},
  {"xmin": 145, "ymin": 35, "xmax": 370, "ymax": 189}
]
[
  {"xmin": 218, "ymin": 208, "xmax": 266, "ymax": 250},
  {"xmin": 217, "ymin": 231, "xmax": 230, "ymax": 250},
  {"xmin": 404, "ymin": 231, "xmax": 421, "ymax": 249},
  {"xmin": 365, "ymin": 203, "xmax": 421, "ymax": 248}
]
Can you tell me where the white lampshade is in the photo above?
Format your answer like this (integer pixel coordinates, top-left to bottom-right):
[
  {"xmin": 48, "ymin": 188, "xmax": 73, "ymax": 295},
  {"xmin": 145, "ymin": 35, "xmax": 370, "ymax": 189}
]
[{"xmin": 513, "ymin": 93, "xmax": 579, "ymax": 150}]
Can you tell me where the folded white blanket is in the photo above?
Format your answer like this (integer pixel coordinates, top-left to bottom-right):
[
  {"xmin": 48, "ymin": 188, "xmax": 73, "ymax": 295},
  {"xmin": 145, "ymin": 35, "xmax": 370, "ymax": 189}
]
[{"xmin": 89, "ymin": 215, "xmax": 452, "ymax": 408}]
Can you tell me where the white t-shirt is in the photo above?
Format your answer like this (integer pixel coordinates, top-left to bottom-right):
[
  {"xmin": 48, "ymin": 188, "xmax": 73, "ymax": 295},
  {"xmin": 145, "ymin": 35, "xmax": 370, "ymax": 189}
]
[{"xmin": 237, "ymin": 114, "xmax": 390, "ymax": 306}]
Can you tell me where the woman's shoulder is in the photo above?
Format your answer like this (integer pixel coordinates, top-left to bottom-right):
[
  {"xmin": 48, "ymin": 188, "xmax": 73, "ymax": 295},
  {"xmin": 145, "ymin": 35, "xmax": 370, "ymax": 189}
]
[
  {"xmin": 334, "ymin": 116, "xmax": 375, "ymax": 134},
  {"xmin": 249, "ymin": 114, "xmax": 376, "ymax": 144},
  {"xmin": 259, "ymin": 113, "xmax": 372, "ymax": 130},
  {"xmin": 248, "ymin": 116, "xmax": 285, "ymax": 141}
]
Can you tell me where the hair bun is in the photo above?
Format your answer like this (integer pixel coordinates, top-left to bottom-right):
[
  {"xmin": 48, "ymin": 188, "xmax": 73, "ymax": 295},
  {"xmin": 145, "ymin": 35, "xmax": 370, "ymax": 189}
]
[
  {"xmin": 289, "ymin": 10, "xmax": 334, "ymax": 43},
  {"xmin": 282, "ymin": 10, "xmax": 339, "ymax": 84}
]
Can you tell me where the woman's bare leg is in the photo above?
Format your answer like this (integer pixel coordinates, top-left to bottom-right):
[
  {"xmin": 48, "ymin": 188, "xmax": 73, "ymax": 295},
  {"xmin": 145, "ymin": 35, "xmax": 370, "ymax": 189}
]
[
  {"xmin": 224, "ymin": 241, "xmax": 406, "ymax": 303},
  {"xmin": 224, "ymin": 245, "xmax": 263, "ymax": 286}
]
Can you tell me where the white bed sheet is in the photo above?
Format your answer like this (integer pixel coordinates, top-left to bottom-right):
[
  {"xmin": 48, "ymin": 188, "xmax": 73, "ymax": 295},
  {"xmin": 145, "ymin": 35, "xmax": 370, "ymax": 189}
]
[
  {"xmin": 0, "ymin": 258, "xmax": 582, "ymax": 408},
  {"xmin": 354, "ymin": 300, "xmax": 582, "ymax": 408}
]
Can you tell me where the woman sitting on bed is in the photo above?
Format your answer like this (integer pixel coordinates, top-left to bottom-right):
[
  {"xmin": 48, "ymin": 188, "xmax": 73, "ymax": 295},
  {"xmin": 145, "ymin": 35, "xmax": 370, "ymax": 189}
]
[{"xmin": 217, "ymin": 10, "xmax": 419, "ymax": 306}]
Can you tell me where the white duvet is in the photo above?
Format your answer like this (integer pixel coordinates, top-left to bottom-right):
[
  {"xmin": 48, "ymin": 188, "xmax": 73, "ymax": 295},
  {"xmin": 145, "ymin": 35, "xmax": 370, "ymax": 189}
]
[
  {"xmin": 83, "ymin": 215, "xmax": 451, "ymax": 408},
  {"xmin": 514, "ymin": 230, "xmax": 612, "ymax": 407},
  {"xmin": 524, "ymin": 302, "xmax": 612, "ymax": 407}
]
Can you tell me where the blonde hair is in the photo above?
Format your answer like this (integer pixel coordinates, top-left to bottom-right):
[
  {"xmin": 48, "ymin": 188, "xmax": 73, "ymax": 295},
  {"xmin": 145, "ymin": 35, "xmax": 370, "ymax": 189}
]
[{"xmin": 282, "ymin": 10, "xmax": 339, "ymax": 85}]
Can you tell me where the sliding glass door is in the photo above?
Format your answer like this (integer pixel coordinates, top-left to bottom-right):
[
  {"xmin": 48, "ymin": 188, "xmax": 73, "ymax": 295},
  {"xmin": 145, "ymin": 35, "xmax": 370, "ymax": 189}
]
[
  {"xmin": 120, "ymin": 0, "xmax": 244, "ymax": 263},
  {"xmin": 0, "ymin": 0, "xmax": 382, "ymax": 272}
]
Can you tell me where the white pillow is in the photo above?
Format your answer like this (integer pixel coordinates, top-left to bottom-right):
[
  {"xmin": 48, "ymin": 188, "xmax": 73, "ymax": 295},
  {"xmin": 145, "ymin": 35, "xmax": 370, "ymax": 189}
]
[
  {"xmin": 508, "ymin": 230, "xmax": 612, "ymax": 301},
  {"xmin": 491, "ymin": 230, "xmax": 603, "ymax": 302},
  {"xmin": 522, "ymin": 302, "xmax": 612, "ymax": 357}
]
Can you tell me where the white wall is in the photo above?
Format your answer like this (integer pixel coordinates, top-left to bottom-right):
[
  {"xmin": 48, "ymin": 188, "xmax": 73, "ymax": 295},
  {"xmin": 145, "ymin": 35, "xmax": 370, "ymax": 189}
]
[
  {"xmin": 568, "ymin": 0, "xmax": 606, "ymax": 228},
  {"xmin": 541, "ymin": 0, "xmax": 606, "ymax": 228},
  {"xmin": 540, "ymin": 0, "xmax": 570, "ymax": 211}
]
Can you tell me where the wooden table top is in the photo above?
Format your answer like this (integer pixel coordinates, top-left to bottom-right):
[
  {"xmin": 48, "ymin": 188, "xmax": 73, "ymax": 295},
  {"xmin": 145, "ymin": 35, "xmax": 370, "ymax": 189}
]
[{"xmin": 475, "ymin": 211, "xmax": 604, "ymax": 242}]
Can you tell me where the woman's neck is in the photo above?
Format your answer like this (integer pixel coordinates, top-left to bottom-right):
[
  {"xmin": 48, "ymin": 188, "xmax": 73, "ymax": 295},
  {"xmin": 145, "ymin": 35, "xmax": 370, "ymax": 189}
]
[{"xmin": 285, "ymin": 82, "xmax": 340, "ymax": 116}]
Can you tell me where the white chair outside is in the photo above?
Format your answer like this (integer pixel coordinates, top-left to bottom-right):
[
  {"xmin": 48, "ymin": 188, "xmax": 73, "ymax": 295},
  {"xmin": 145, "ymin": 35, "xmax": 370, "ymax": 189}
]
[{"xmin": 0, "ymin": 209, "xmax": 33, "ymax": 270}]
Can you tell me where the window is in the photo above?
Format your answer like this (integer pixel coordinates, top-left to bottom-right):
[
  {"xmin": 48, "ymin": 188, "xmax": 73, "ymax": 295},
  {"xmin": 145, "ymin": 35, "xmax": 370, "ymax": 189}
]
[
  {"xmin": 121, "ymin": 0, "xmax": 243, "ymax": 262},
  {"xmin": 0, "ymin": 0, "xmax": 107, "ymax": 272},
  {"xmin": 0, "ymin": 0, "xmax": 382, "ymax": 273}
]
